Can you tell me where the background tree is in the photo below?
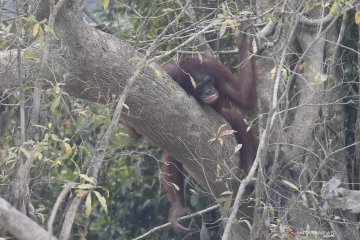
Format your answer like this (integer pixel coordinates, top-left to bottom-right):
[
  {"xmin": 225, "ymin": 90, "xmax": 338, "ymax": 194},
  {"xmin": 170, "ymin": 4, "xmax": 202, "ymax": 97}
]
[{"xmin": 0, "ymin": 0, "xmax": 359, "ymax": 240}]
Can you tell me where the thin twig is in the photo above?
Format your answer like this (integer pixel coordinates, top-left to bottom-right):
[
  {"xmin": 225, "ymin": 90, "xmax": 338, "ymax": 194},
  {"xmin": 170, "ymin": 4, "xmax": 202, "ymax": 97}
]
[{"xmin": 133, "ymin": 204, "xmax": 219, "ymax": 240}]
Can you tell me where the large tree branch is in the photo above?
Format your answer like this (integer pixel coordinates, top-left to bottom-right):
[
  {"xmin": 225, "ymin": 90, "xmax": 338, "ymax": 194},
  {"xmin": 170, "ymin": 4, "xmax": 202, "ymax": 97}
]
[
  {"xmin": 0, "ymin": 0, "xmax": 240, "ymax": 198},
  {"xmin": 0, "ymin": 197, "xmax": 56, "ymax": 240}
]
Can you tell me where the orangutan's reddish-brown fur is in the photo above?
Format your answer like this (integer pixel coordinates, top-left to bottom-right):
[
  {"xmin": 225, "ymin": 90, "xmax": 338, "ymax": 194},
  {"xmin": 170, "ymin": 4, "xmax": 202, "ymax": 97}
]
[{"xmin": 128, "ymin": 27, "xmax": 258, "ymax": 233}]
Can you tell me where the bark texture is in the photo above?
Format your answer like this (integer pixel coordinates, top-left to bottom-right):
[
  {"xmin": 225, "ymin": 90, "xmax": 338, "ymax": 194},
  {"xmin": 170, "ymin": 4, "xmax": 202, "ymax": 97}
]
[
  {"xmin": 0, "ymin": 197, "xmax": 56, "ymax": 240},
  {"xmin": 0, "ymin": 0, "xmax": 240, "ymax": 199}
]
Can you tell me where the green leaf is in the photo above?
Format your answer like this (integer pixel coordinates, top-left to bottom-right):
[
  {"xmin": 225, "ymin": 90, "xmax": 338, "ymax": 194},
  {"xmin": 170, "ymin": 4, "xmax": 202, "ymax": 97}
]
[
  {"xmin": 32, "ymin": 124, "xmax": 48, "ymax": 130},
  {"xmin": 50, "ymin": 95, "xmax": 61, "ymax": 115},
  {"xmin": 51, "ymin": 133, "xmax": 60, "ymax": 142},
  {"xmin": 39, "ymin": 28, "xmax": 44, "ymax": 48},
  {"xmin": 102, "ymin": 0, "xmax": 110, "ymax": 10},
  {"xmin": 217, "ymin": 124, "xmax": 227, "ymax": 135},
  {"xmin": 50, "ymin": 159, "xmax": 62, "ymax": 168},
  {"xmin": 44, "ymin": 24, "xmax": 57, "ymax": 39},
  {"xmin": 80, "ymin": 174, "xmax": 97, "ymax": 184},
  {"xmin": 219, "ymin": 23, "xmax": 227, "ymax": 37},
  {"xmin": 85, "ymin": 192, "xmax": 92, "ymax": 218},
  {"xmin": 36, "ymin": 152, "xmax": 43, "ymax": 160},
  {"xmin": 239, "ymin": 219, "xmax": 252, "ymax": 230},
  {"xmin": 63, "ymin": 142, "xmax": 73, "ymax": 158},
  {"xmin": 93, "ymin": 191, "xmax": 108, "ymax": 214},
  {"xmin": 312, "ymin": 73, "xmax": 327, "ymax": 85},
  {"xmin": 330, "ymin": 1, "xmax": 339, "ymax": 14},
  {"xmin": 32, "ymin": 23, "xmax": 40, "ymax": 37},
  {"xmin": 23, "ymin": 49, "xmax": 38, "ymax": 61},
  {"xmin": 153, "ymin": 68, "xmax": 163, "ymax": 80},
  {"xmin": 270, "ymin": 67, "xmax": 276, "ymax": 78},
  {"xmin": 207, "ymin": 137, "xmax": 216, "ymax": 144},
  {"xmin": 234, "ymin": 144, "xmax": 243, "ymax": 154},
  {"xmin": 175, "ymin": 13, "xmax": 179, "ymax": 28},
  {"xmin": 221, "ymin": 3, "xmax": 228, "ymax": 18},
  {"xmin": 171, "ymin": 183, "xmax": 180, "ymax": 191},
  {"xmin": 219, "ymin": 138, "xmax": 224, "ymax": 146},
  {"xmin": 161, "ymin": 8, "xmax": 174, "ymax": 13},
  {"xmin": 282, "ymin": 180, "xmax": 299, "ymax": 191},
  {"xmin": 306, "ymin": 190, "xmax": 318, "ymax": 196},
  {"xmin": 220, "ymin": 191, "xmax": 233, "ymax": 196},
  {"xmin": 219, "ymin": 129, "xmax": 235, "ymax": 138},
  {"xmin": 281, "ymin": 68, "xmax": 288, "ymax": 80},
  {"xmin": 189, "ymin": 76, "xmax": 196, "ymax": 88},
  {"xmin": 75, "ymin": 189, "xmax": 88, "ymax": 197},
  {"xmin": 189, "ymin": 188, "xmax": 198, "ymax": 195},
  {"xmin": 223, "ymin": 195, "xmax": 232, "ymax": 213},
  {"xmin": 77, "ymin": 184, "xmax": 95, "ymax": 190}
]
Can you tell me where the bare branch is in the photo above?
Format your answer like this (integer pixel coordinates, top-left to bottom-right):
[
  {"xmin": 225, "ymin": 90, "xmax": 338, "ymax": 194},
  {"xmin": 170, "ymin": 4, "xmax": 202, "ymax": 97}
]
[
  {"xmin": 0, "ymin": 197, "xmax": 57, "ymax": 240},
  {"xmin": 298, "ymin": 1, "xmax": 356, "ymax": 27},
  {"xmin": 133, "ymin": 204, "xmax": 219, "ymax": 240}
]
